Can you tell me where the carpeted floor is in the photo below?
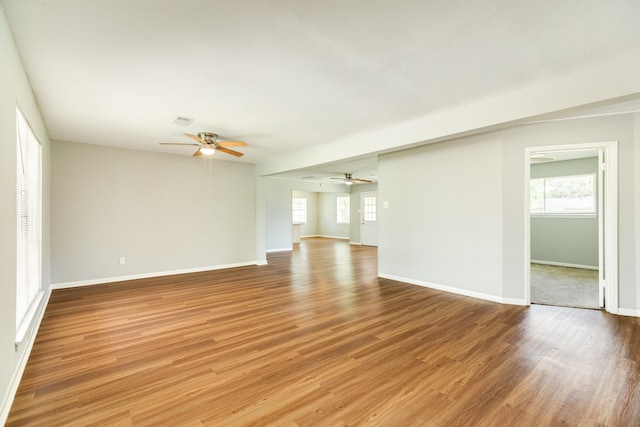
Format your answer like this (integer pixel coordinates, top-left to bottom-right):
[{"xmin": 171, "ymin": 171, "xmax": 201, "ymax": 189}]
[{"xmin": 530, "ymin": 263, "xmax": 599, "ymax": 309}]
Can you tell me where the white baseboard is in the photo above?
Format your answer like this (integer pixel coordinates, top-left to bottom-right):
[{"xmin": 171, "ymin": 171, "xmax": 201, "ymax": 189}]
[
  {"xmin": 349, "ymin": 241, "xmax": 362, "ymax": 245},
  {"xmin": 378, "ymin": 273, "xmax": 527, "ymax": 306},
  {"xmin": 618, "ymin": 308, "xmax": 640, "ymax": 318},
  {"xmin": 301, "ymin": 235, "xmax": 349, "ymax": 240},
  {"xmin": 531, "ymin": 260, "xmax": 598, "ymax": 270},
  {"xmin": 51, "ymin": 260, "xmax": 263, "ymax": 289},
  {"xmin": 266, "ymin": 247, "xmax": 292, "ymax": 253},
  {"xmin": 1, "ymin": 288, "xmax": 51, "ymax": 425}
]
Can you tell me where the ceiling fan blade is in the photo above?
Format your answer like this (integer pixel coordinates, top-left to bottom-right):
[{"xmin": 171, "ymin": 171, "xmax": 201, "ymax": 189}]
[
  {"xmin": 531, "ymin": 157, "xmax": 553, "ymax": 162},
  {"xmin": 185, "ymin": 133, "xmax": 205, "ymax": 144},
  {"xmin": 354, "ymin": 178, "xmax": 372, "ymax": 183},
  {"xmin": 216, "ymin": 146, "xmax": 244, "ymax": 157},
  {"xmin": 159, "ymin": 142, "xmax": 200, "ymax": 146},
  {"xmin": 217, "ymin": 141, "xmax": 247, "ymax": 147},
  {"xmin": 193, "ymin": 149, "xmax": 203, "ymax": 157}
]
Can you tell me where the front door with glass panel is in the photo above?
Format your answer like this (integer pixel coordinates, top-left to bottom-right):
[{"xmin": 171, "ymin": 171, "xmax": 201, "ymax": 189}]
[{"xmin": 361, "ymin": 191, "xmax": 378, "ymax": 246}]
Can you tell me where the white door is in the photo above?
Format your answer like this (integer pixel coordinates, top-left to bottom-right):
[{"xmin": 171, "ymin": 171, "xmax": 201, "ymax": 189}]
[{"xmin": 361, "ymin": 191, "xmax": 378, "ymax": 246}]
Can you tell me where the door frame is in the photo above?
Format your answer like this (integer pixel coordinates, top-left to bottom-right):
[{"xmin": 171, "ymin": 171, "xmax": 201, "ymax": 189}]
[{"xmin": 524, "ymin": 141, "xmax": 618, "ymax": 313}]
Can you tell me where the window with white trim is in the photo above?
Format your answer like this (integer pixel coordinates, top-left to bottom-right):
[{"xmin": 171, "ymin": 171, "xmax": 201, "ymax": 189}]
[
  {"xmin": 530, "ymin": 174, "xmax": 596, "ymax": 214},
  {"xmin": 336, "ymin": 195, "xmax": 350, "ymax": 224},
  {"xmin": 16, "ymin": 108, "xmax": 42, "ymax": 343},
  {"xmin": 292, "ymin": 197, "xmax": 307, "ymax": 224}
]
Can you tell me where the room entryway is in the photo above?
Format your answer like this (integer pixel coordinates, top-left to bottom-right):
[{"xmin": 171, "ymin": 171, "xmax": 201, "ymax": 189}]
[{"xmin": 525, "ymin": 141, "xmax": 618, "ymax": 313}]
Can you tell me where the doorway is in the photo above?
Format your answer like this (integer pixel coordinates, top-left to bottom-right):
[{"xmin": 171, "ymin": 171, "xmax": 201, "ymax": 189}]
[{"xmin": 524, "ymin": 142, "xmax": 618, "ymax": 313}]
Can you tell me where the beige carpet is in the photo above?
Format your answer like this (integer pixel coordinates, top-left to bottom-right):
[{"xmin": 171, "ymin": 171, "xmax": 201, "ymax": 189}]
[{"xmin": 530, "ymin": 263, "xmax": 599, "ymax": 310}]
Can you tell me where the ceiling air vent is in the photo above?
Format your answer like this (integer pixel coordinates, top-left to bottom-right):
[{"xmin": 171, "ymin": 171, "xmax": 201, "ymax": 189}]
[{"xmin": 172, "ymin": 116, "xmax": 194, "ymax": 126}]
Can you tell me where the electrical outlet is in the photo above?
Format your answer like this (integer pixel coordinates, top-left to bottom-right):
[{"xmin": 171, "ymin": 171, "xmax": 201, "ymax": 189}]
[{"xmin": 119, "ymin": 257, "xmax": 126, "ymax": 265}]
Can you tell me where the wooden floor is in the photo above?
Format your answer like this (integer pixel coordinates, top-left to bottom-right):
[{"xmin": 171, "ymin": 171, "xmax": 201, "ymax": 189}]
[{"xmin": 7, "ymin": 238, "xmax": 640, "ymax": 426}]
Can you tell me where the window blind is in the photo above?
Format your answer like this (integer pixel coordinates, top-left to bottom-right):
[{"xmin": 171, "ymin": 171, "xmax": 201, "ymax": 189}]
[{"xmin": 16, "ymin": 108, "xmax": 42, "ymax": 343}]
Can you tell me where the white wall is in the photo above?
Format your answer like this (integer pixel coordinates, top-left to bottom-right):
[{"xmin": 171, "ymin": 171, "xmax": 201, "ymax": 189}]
[
  {"xmin": 264, "ymin": 178, "xmax": 347, "ymax": 251},
  {"xmin": 51, "ymin": 141, "xmax": 257, "ymax": 284},
  {"xmin": 531, "ymin": 218, "xmax": 598, "ymax": 267},
  {"xmin": 530, "ymin": 157, "xmax": 599, "ymax": 268},
  {"xmin": 318, "ymin": 192, "xmax": 350, "ymax": 239},
  {"xmin": 292, "ymin": 190, "xmax": 319, "ymax": 237},
  {"xmin": 379, "ymin": 114, "xmax": 638, "ymax": 311},
  {"xmin": 0, "ymin": 8, "xmax": 51, "ymax": 422},
  {"xmin": 379, "ymin": 135, "xmax": 505, "ymax": 300},
  {"xmin": 290, "ymin": 190, "xmax": 350, "ymax": 239}
]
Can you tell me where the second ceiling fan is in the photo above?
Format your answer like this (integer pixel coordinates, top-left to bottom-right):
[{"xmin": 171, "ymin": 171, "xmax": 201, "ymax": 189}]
[
  {"xmin": 160, "ymin": 132, "xmax": 246, "ymax": 157},
  {"xmin": 331, "ymin": 173, "xmax": 372, "ymax": 186}
]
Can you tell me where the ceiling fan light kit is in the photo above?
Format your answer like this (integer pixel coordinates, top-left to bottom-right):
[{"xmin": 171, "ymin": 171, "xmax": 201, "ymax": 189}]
[{"xmin": 159, "ymin": 132, "xmax": 247, "ymax": 159}]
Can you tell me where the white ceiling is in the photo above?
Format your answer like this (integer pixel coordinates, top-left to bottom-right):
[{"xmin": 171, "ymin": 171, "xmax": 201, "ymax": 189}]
[{"xmin": 2, "ymin": 1, "xmax": 640, "ymax": 182}]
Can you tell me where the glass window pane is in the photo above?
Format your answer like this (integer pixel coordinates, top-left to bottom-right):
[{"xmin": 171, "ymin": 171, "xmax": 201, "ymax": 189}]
[
  {"xmin": 337, "ymin": 195, "xmax": 350, "ymax": 223},
  {"xmin": 530, "ymin": 174, "xmax": 595, "ymax": 214},
  {"xmin": 292, "ymin": 197, "xmax": 307, "ymax": 223},
  {"xmin": 544, "ymin": 175, "xmax": 595, "ymax": 213},
  {"xmin": 364, "ymin": 196, "xmax": 376, "ymax": 221},
  {"xmin": 530, "ymin": 179, "xmax": 544, "ymax": 213}
]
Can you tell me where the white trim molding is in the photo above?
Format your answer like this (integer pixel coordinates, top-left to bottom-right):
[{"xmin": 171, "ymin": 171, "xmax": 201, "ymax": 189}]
[
  {"xmin": 300, "ymin": 235, "xmax": 349, "ymax": 240},
  {"xmin": 51, "ymin": 261, "xmax": 264, "ymax": 289},
  {"xmin": 266, "ymin": 247, "xmax": 293, "ymax": 253},
  {"xmin": 379, "ymin": 273, "xmax": 526, "ymax": 306},
  {"xmin": 531, "ymin": 260, "xmax": 599, "ymax": 271},
  {"xmin": 618, "ymin": 308, "xmax": 640, "ymax": 318}
]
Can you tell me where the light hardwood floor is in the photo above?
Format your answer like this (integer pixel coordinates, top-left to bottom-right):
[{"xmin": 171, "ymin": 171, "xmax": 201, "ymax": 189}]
[{"xmin": 7, "ymin": 238, "xmax": 640, "ymax": 426}]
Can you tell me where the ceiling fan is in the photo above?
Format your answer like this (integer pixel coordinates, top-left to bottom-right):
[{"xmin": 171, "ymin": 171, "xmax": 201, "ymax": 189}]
[
  {"xmin": 331, "ymin": 173, "xmax": 372, "ymax": 186},
  {"xmin": 159, "ymin": 132, "xmax": 246, "ymax": 157}
]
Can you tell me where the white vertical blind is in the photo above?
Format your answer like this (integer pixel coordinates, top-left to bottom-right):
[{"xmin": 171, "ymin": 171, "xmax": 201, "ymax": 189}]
[{"xmin": 16, "ymin": 108, "xmax": 42, "ymax": 343}]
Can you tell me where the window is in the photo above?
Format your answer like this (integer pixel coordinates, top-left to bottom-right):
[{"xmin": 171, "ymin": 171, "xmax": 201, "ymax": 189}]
[
  {"xmin": 530, "ymin": 174, "xmax": 596, "ymax": 214},
  {"xmin": 363, "ymin": 195, "xmax": 377, "ymax": 221},
  {"xmin": 337, "ymin": 195, "xmax": 350, "ymax": 224},
  {"xmin": 292, "ymin": 197, "xmax": 307, "ymax": 223},
  {"xmin": 16, "ymin": 108, "xmax": 42, "ymax": 343}
]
